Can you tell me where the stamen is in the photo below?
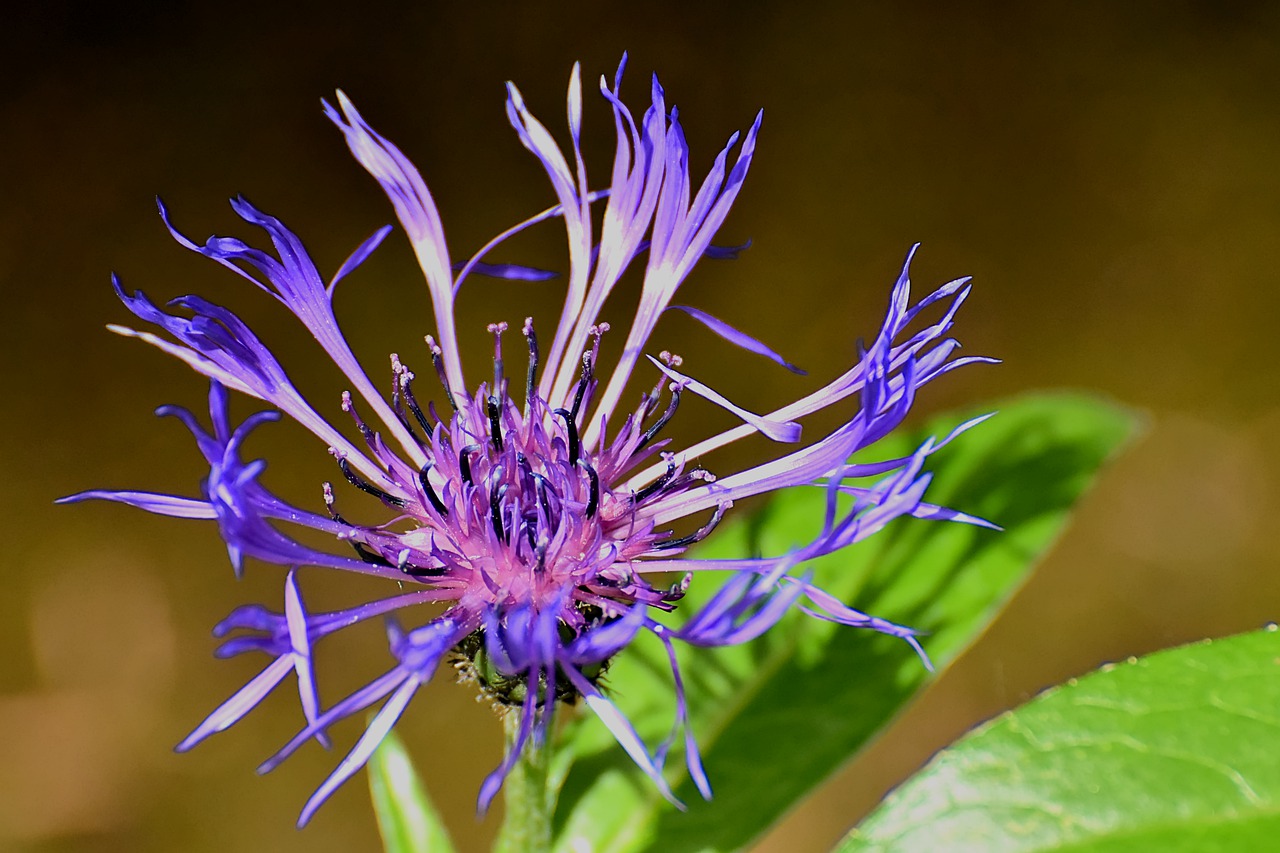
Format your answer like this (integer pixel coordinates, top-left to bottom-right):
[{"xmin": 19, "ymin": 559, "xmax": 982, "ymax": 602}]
[
  {"xmin": 396, "ymin": 361, "xmax": 434, "ymax": 436},
  {"xmin": 389, "ymin": 354, "xmax": 408, "ymax": 422},
  {"xmin": 577, "ymin": 459, "xmax": 599, "ymax": 518},
  {"xmin": 322, "ymin": 482, "xmax": 396, "ymax": 566},
  {"xmin": 322, "ymin": 481, "xmax": 343, "ymax": 522},
  {"xmin": 425, "ymin": 335, "xmax": 458, "ymax": 412},
  {"xmin": 653, "ymin": 503, "xmax": 729, "ymax": 550},
  {"xmin": 531, "ymin": 473, "xmax": 553, "ymax": 529},
  {"xmin": 488, "ymin": 321, "xmax": 508, "ymax": 394},
  {"xmin": 515, "ymin": 452, "xmax": 534, "ymax": 490},
  {"xmin": 588, "ymin": 322, "xmax": 610, "ymax": 365},
  {"xmin": 665, "ymin": 573, "xmax": 693, "ymax": 600},
  {"xmin": 637, "ymin": 384, "xmax": 682, "ymax": 451},
  {"xmin": 334, "ymin": 453, "xmax": 406, "ymax": 508},
  {"xmin": 632, "ymin": 457, "xmax": 677, "ymax": 504},
  {"xmin": 459, "ymin": 444, "xmax": 480, "ymax": 485},
  {"xmin": 417, "ymin": 464, "xmax": 448, "ymax": 516},
  {"xmin": 490, "ymin": 484, "xmax": 508, "ymax": 543},
  {"xmin": 401, "ymin": 561, "xmax": 447, "ymax": 578},
  {"xmin": 523, "ymin": 317, "xmax": 539, "ymax": 411},
  {"xmin": 573, "ymin": 323, "xmax": 608, "ymax": 418},
  {"xmin": 667, "ymin": 466, "xmax": 714, "ymax": 492},
  {"xmin": 569, "ymin": 350, "xmax": 593, "ymax": 420},
  {"xmin": 534, "ymin": 541, "xmax": 548, "ymax": 574},
  {"xmin": 487, "ymin": 396, "xmax": 504, "ymax": 452},
  {"xmin": 388, "ymin": 363, "xmax": 425, "ymax": 446},
  {"xmin": 340, "ymin": 391, "xmax": 376, "ymax": 448},
  {"xmin": 554, "ymin": 408, "xmax": 580, "ymax": 465}
]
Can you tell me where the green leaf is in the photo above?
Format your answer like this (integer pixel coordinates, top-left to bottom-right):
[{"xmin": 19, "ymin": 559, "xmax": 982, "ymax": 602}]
[
  {"xmin": 368, "ymin": 727, "xmax": 456, "ymax": 853},
  {"xmin": 840, "ymin": 626, "xmax": 1280, "ymax": 852},
  {"xmin": 553, "ymin": 392, "xmax": 1143, "ymax": 853}
]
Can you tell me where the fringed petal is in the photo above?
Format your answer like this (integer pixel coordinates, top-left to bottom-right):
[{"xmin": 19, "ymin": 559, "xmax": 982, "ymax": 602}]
[{"xmin": 324, "ymin": 91, "xmax": 465, "ymax": 395}]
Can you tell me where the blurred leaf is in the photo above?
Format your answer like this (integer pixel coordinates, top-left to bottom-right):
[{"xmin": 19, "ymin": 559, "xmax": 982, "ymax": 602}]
[
  {"xmin": 552, "ymin": 392, "xmax": 1143, "ymax": 852},
  {"xmin": 840, "ymin": 626, "xmax": 1280, "ymax": 852},
  {"xmin": 368, "ymin": 727, "xmax": 456, "ymax": 853}
]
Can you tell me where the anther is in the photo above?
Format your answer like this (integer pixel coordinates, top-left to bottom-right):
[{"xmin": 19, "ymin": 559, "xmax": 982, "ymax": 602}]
[
  {"xmin": 531, "ymin": 473, "xmax": 553, "ymax": 528},
  {"xmin": 335, "ymin": 454, "xmax": 407, "ymax": 508},
  {"xmin": 577, "ymin": 459, "xmax": 600, "ymax": 518},
  {"xmin": 554, "ymin": 408, "xmax": 580, "ymax": 465},
  {"xmin": 323, "ymin": 481, "xmax": 396, "ymax": 566},
  {"xmin": 402, "ymin": 561, "xmax": 447, "ymax": 578},
  {"xmin": 341, "ymin": 391, "xmax": 377, "ymax": 449},
  {"xmin": 632, "ymin": 458, "xmax": 677, "ymax": 504},
  {"xmin": 490, "ymin": 484, "xmax": 508, "ymax": 543},
  {"xmin": 534, "ymin": 541, "xmax": 548, "ymax": 574},
  {"xmin": 459, "ymin": 444, "xmax": 480, "ymax": 485},
  {"xmin": 668, "ymin": 466, "xmax": 714, "ymax": 492},
  {"xmin": 569, "ymin": 351, "xmax": 593, "ymax": 421},
  {"xmin": 515, "ymin": 452, "xmax": 534, "ymax": 489},
  {"xmin": 397, "ymin": 364, "xmax": 434, "ymax": 436},
  {"xmin": 322, "ymin": 482, "xmax": 343, "ymax": 522},
  {"xmin": 653, "ymin": 503, "xmax": 729, "ymax": 550},
  {"xmin": 522, "ymin": 317, "xmax": 539, "ymax": 411},
  {"xmin": 665, "ymin": 573, "xmax": 693, "ymax": 600},
  {"xmin": 488, "ymin": 321, "xmax": 508, "ymax": 394},
  {"xmin": 389, "ymin": 357, "xmax": 426, "ymax": 445},
  {"xmin": 425, "ymin": 335, "xmax": 458, "ymax": 412},
  {"xmin": 637, "ymin": 384, "xmax": 682, "ymax": 451},
  {"xmin": 487, "ymin": 396, "xmax": 504, "ymax": 452},
  {"xmin": 417, "ymin": 464, "xmax": 448, "ymax": 516}
]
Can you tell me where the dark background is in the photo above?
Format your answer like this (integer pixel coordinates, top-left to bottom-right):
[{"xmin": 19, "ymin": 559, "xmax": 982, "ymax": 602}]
[{"xmin": 4, "ymin": 2, "xmax": 1278, "ymax": 851}]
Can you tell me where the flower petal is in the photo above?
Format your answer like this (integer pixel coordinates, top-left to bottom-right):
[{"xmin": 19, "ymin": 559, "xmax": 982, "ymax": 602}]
[
  {"xmin": 668, "ymin": 304, "xmax": 805, "ymax": 374},
  {"xmin": 648, "ymin": 356, "xmax": 801, "ymax": 443},
  {"xmin": 55, "ymin": 489, "xmax": 215, "ymax": 519},
  {"xmin": 176, "ymin": 655, "xmax": 295, "ymax": 752}
]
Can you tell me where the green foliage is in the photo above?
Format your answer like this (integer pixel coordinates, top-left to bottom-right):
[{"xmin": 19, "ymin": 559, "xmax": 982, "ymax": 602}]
[
  {"xmin": 551, "ymin": 393, "xmax": 1142, "ymax": 853},
  {"xmin": 840, "ymin": 626, "xmax": 1280, "ymax": 852},
  {"xmin": 369, "ymin": 727, "xmax": 456, "ymax": 853}
]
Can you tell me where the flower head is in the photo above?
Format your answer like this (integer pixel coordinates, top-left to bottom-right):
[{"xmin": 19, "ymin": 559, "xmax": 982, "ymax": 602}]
[{"xmin": 61, "ymin": 56, "xmax": 994, "ymax": 824}]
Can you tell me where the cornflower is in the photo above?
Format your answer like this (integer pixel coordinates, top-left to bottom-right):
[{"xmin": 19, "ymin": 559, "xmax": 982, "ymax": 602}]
[{"xmin": 61, "ymin": 57, "xmax": 993, "ymax": 825}]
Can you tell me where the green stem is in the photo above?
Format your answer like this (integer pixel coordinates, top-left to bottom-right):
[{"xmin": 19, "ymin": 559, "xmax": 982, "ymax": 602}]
[{"xmin": 494, "ymin": 709, "xmax": 554, "ymax": 853}]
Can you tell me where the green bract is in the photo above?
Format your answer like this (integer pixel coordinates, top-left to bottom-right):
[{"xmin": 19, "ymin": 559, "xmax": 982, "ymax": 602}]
[
  {"xmin": 368, "ymin": 728, "xmax": 456, "ymax": 853},
  {"xmin": 842, "ymin": 626, "xmax": 1280, "ymax": 852}
]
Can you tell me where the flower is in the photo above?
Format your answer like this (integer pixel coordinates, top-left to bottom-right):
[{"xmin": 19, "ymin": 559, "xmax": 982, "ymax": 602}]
[{"xmin": 60, "ymin": 56, "xmax": 994, "ymax": 825}]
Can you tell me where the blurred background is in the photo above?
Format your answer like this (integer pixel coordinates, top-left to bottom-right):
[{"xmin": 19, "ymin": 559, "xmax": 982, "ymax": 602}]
[{"xmin": 4, "ymin": 2, "xmax": 1278, "ymax": 850}]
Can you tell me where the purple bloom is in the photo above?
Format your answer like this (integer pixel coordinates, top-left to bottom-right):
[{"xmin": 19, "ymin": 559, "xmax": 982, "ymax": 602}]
[{"xmin": 61, "ymin": 57, "xmax": 994, "ymax": 825}]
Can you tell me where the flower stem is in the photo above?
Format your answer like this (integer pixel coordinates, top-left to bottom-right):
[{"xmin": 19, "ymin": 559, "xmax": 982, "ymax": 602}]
[{"xmin": 494, "ymin": 709, "xmax": 554, "ymax": 853}]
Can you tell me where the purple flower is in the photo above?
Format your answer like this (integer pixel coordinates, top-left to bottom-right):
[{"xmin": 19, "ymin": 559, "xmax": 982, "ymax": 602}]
[{"xmin": 61, "ymin": 56, "xmax": 994, "ymax": 825}]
